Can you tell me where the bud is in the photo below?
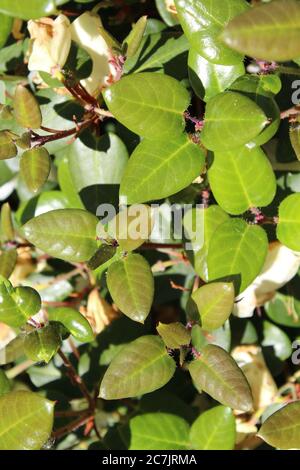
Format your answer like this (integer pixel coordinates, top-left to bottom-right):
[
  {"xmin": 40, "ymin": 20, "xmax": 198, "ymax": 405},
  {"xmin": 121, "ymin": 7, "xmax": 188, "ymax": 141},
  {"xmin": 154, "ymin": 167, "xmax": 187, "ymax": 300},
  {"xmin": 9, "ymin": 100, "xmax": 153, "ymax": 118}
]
[
  {"xmin": 70, "ymin": 11, "xmax": 120, "ymax": 97},
  {"xmin": 27, "ymin": 15, "xmax": 71, "ymax": 75}
]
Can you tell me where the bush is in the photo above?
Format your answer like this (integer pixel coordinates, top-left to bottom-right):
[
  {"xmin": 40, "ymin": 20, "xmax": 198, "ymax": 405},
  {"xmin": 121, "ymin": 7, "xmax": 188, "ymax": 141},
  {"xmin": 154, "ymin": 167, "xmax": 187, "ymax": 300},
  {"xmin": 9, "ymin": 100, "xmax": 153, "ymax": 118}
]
[{"xmin": 0, "ymin": 0, "xmax": 300, "ymax": 451}]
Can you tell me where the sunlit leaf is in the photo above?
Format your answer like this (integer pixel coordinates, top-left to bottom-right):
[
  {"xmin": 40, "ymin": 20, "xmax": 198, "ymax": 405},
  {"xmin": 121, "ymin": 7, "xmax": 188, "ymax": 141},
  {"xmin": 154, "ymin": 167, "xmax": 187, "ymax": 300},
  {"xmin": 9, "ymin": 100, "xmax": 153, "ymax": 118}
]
[
  {"xmin": 14, "ymin": 85, "xmax": 42, "ymax": 129},
  {"xmin": 20, "ymin": 147, "xmax": 51, "ymax": 193},
  {"xmin": 24, "ymin": 323, "xmax": 62, "ymax": 364},
  {"xmin": 48, "ymin": 307, "xmax": 94, "ymax": 343},
  {"xmin": 190, "ymin": 406, "xmax": 235, "ymax": 450},
  {"xmin": 0, "ymin": 279, "xmax": 41, "ymax": 328},
  {"xmin": 277, "ymin": 194, "xmax": 300, "ymax": 251},
  {"xmin": 0, "ymin": 248, "xmax": 17, "ymax": 278},
  {"xmin": 157, "ymin": 322, "xmax": 191, "ymax": 349}
]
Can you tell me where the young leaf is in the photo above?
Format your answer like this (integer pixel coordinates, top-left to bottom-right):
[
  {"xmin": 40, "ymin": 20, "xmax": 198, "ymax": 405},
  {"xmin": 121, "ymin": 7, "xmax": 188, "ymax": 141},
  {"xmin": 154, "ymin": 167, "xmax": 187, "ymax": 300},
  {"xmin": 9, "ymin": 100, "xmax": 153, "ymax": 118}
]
[
  {"xmin": 0, "ymin": 280, "xmax": 41, "ymax": 328},
  {"xmin": 277, "ymin": 194, "xmax": 300, "ymax": 251},
  {"xmin": 99, "ymin": 336, "xmax": 176, "ymax": 400},
  {"xmin": 0, "ymin": 0, "xmax": 68, "ymax": 20},
  {"xmin": 258, "ymin": 401, "xmax": 300, "ymax": 450},
  {"xmin": 123, "ymin": 16, "xmax": 147, "ymax": 58},
  {"xmin": 207, "ymin": 219, "xmax": 268, "ymax": 294},
  {"xmin": 14, "ymin": 85, "xmax": 42, "ymax": 129},
  {"xmin": 106, "ymin": 254, "xmax": 154, "ymax": 323},
  {"xmin": 20, "ymin": 147, "xmax": 51, "ymax": 193},
  {"xmin": 174, "ymin": 0, "xmax": 249, "ymax": 65},
  {"xmin": 189, "ymin": 344, "xmax": 253, "ymax": 412},
  {"xmin": 188, "ymin": 49, "xmax": 245, "ymax": 102},
  {"xmin": 201, "ymin": 91, "xmax": 268, "ymax": 151},
  {"xmin": 190, "ymin": 406, "xmax": 236, "ymax": 450},
  {"xmin": 129, "ymin": 413, "xmax": 190, "ymax": 450},
  {"xmin": 21, "ymin": 209, "xmax": 99, "ymax": 263},
  {"xmin": 0, "ymin": 248, "xmax": 17, "ymax": 278},
  {"xmin": 48, "ymin": 307, "xmax": 94, "ymax": 343},
  {"xmin": 0, "ymin": 390, "xmax": 54, "ymax": 450},
  {"xmin": 24, "ymin": 324, "xmax": 61, "ymax": 363},
  {"xmin": 103, "ymin": 72, "xmax": 190, "ymax": 139},
  {"xmin": 120, "ymin": 135, "xmax": 205, "ymax": 204},
  {"xmin": 208, "ymin": 146, "xmax": 276, "ymax": 215},
  {"xmin": 192, "ymin": 282, "xmax": 235, "ymax": 331},
  {"xmin": 0, "ymin": 130, "xmax": 17, "ymax": 160},
  {"xmin": 1, "ymin": 201, "xmax": 14, "ymax": 240},
  {"xmin": 223, "ymin": 0, "xmax": 300, "ymax": 62},
  {"xmin": 157, "ymin": 322, "xmax": 191, "ymax": 349}
]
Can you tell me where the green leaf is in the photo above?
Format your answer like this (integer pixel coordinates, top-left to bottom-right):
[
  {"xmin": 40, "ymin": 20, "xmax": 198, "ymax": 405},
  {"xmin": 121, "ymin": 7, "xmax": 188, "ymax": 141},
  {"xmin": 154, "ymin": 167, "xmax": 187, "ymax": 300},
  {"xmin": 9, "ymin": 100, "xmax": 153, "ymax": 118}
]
[
  {"xmin": 190, "ymin": 406, "xmax": 236, "ymax": 450},
  {"xmin": 0, "ymin": 369, "xmax": 10, "ymax": 396},
  {"xmin": 0, "ymin": 248, "xmax": 17, "ymax": 278},
  {"xmin": 87, "ymin": 244, "xmax": 117, "ymax": 270},
  {"xmin": 124, "ymin": 16, "xmax": 147, "ymax": 58},
  {"xmin": 155, "ymin": 0, "xmax": 179, "ymax": 26},
  {"xmin": 157, "ymin": 322, "xmax": 191, "ymax": 349},
  {"xmin": 184, "ymin": 205, "xmax": 229, "ymax": 280},
  {"xmin": 0, "ymin": 336, "xmax": 24, "ymax": 365},
  {"xmin": 120, "ymin": 135, "xmax": 205, "ymax": 204},
  {"xmin": 14, "ymin": 85, "xmax": 42, "ymax": 130},
  {"xmin": 189, "ymin": 344, "xmax": 253, "ymax": 411},
  {"xmin": 103, "ymin": 72, "xmax": 190, "ymax": 139},
  {"xmin": 0, "ymin": 14, "xmax": 12, "ymax": 48},
  {"xmin": 0, "ymin": 130, "xmax": 17, "ymax": 160},
  {"xmin": 175, "ymin": 0, "xmax": 249, "ymax": 65},
  {"xmin": 0, "ymin": 0, "xmax": 68, "ymax": 19},
  {"xmin": 265, "ymin": 293, "xmax": 300, "ymax": 328},
  {"xmin": 277, "ymin": 194, "xmax": 300, "ymax": 251},
  {"xmin": 290, "ymin": 122, "xmax": 300, "ymax": 161},
  {"xmin": 99, "ymin": 335, "xmax": 176, "ymax": 400},
  {"xmin": 48, "ymin": 307, "xmax": 94, "ymax": 343},
  {"xmin": 207, "ymin": 219, "xmax": 268, "ymax": 294},
  {"xmin": 1, "ymin": 201, "xmax": 14, "ymax": 240},
  {"xmin": 20, "ymin": 147, "xmax": 51, "ymax": 193},
  {"xmin": 188, "ymin": 49, "xmax": 244, "ymax": 102},
  {"xmin": 208, "ymin": 146, "xmax": 276, "ymax": 215},
  {"xmin": 192, "ymin": 282, "xmax": 234, "ymax": 331},
  {"xmin": 0, "ymin": 390, "xmax": 54, "ymax": 450},
  {"xmin": 222, "ymin": 0, "xmax": 300, "ymax": 62},
  {"xmin": 129, "ymin": 413, "xmax": 190, "ymax": 450},
  {"xmin": 68, "ymin": 132, "xmax": 128, "ymax": 192},
  {"xmin": 262, "ymin": 321, "xmax": 292, "ymax": 361},
  {"xmin": 0, "ymin": 280, "xmax": 41, "ymax": 328},
  {"xmin": 21, "ymin": 209, "xmax": 99, "ymax": 263},
  {"xmin": 201, "ymin": 91, "xmax": 268, "ymax": 151},
  {"xmin": 57, "ymin": 157, "xmax": 83, "ymax": 209},
  {"xmin": 24, "ymin": 324, "xmax": 61, "ymax": 364},
  {"xmin": 259, "ymin": 401, "xmax": 300, "ymax": 450},
  {"xmin": 107, "ymin": 254, "xmax": 154, "ymax": 323}
]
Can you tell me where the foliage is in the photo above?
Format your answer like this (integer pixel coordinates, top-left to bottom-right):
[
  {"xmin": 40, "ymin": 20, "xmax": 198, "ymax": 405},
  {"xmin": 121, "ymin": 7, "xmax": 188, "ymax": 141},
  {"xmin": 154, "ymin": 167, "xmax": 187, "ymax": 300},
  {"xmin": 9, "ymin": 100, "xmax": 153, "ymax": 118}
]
[{"xmin": 0, "ymin": 0, "xmax": 300, "ymax": 451}]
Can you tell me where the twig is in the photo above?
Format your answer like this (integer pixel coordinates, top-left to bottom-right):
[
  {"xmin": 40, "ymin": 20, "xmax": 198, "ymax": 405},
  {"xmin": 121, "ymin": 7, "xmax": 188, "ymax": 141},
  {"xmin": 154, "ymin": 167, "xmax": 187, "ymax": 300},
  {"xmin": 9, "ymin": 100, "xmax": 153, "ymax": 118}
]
[{"xmin": 6, "ymin": 359, "xmax": 35, "ymax": 379}]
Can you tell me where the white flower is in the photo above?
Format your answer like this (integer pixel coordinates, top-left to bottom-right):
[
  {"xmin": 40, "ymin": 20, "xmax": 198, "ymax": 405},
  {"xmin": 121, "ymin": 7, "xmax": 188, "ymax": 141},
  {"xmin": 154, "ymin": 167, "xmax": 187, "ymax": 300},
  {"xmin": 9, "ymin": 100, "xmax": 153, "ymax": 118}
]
[
  {"xmin": 27, "ymin": 15, "xmax": 71, "ymax": 75},
  {"xmin": 70, "ymin": 11, "xmax": 120, "ymax": 97},
  {"xmin": 234, "ymin": 242, "xmax": 300, "ymax": 318}
]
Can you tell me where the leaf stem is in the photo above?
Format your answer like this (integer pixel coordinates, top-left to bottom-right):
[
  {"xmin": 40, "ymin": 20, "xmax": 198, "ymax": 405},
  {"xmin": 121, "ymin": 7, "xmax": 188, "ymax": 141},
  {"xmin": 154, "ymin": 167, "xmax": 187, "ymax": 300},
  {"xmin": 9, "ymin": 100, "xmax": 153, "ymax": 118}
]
[{"xmin": 277, "ymin": 66, "xmax": 300, "ymax": 76}]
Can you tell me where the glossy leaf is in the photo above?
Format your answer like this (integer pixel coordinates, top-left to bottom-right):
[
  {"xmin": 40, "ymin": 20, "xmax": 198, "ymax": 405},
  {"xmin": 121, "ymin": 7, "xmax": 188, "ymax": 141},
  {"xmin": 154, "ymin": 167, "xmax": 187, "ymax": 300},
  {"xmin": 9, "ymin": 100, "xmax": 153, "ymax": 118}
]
[
  {"xmin": 262, "ymin": 321, "xmax": 292, "ymax": 361},
  {"xmin": 48, "ymin": 307, "xmax": 94, "ymax": 343},
  {"xmin": 129, "ymin": 413, "xmax": 190, "ymax": 450},
  {"xmin": 155, "ymin": 0, "xmax": 179, "ymax": 26},
  {"xmin": 192, "ymin": 282, "xmax": 234, "ymax": 331},
  {"xmin": 157, "ymin": 322, "xmax": 191, "ymax": 349},
  {"xmin": 21, "ymin": 209, "xmax": 99, "ymax": 263},
  {"xmin": 106, "ymin": 254, "xmax": 154, "ymax": 323},
  {"xmin": 14, "ymin": 85, "xmax": 42, "ymax": 130},
  {"xmin": 201, "ymin": 91, "xmax": 268, "ymax": 151},
  {"xmin": 0, "ymin": 13, "xmax": 12, "ymax": 48},
  {"xmin": 0, "ymin": 336, "xmax": 24, "ymax": 365},
  {"xmin": 207, "ymin": 219, "xmax": 268, "ymax": 294},
  {"xmin": 20, "ymin": 147, "xmax": 51, "ymax": 193},
  {"xmin": 265, "ymin": 293, "xmax": 300, "ymax": 328},
  {"xmin": 120, "ymin": 135, "xmax": 205, "ymax": 204},
  {"xmin": 189, "ymin": 344, "xmax": 253, "ymax": 411},
  {"xmin": 184, "ymin": 205, "xmax": 229, "ymax": 280},
  {"xmin": 0, "ymin": 248, "xmax": 17, "ymax": 278},
  {"xmin": 190, "ymin": 406, "xmax": 235, "ymax": 450},
  {"xmin": 0, "ymin": 279, "xmax": 41, "ymax": 328},
  {"xmin": 208, "ymin": 146, "xmax": 276, "ymax": 215},
  {"xmin": 103, "ymin": 72, "xmax": 190, "ymax": 139},
  {"xmin": 175, "ymin": 0, "xmax": 249, "ymax": 65},
  {"xmin": 223, "ymin": 0, "xmax": 300, "ymax": 62},
  {"xmin": 0, "ymin": 0, "xmax": 68, "ymax": 19},
  {"xmin": 188, "ymin": 49, "xmax": 244, "ymax": 102},
  {"xmin": 0, "ymin": 390, "xmax": 54, "ymax": 450},
  {"xmin": 0, "ymin": 130, "xmax": 17, "ymax": 160},
  {"xmin": 24, "ymin": 324, "xmax": 61, "ymax": 364},
  {"xmin": 258, "ymin": 401, "xmax": 300, "ymax": 450},
  {"xmin": 99, "ymin": 336, "xmax": 176, "ymax": 399},
  {"xmin": 277, "ymin": 194, "xmax": 300, "ymax": 251}
]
